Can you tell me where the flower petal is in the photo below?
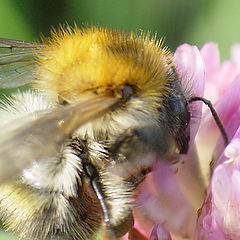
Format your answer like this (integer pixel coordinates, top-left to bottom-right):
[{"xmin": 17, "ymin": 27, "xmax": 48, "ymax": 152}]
[
  {"xmin": 196, "ymin": 128, "xmax": 240, "ymax": 239},
  {"xmin": 200, "ymin": 42, "xmax": 220, "ymax": 80},
  {"xmin": 149, "ymin": 224, "xmax": 172, "ymax": 240}
]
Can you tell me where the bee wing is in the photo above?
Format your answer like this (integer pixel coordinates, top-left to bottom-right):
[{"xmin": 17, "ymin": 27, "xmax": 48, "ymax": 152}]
[
  {"xmin": 0, "ymin": 95, "xmax": 119, "ymax": 183},
  {"xmin": 0, "ymin": 38, "xmax": 40, "ymax": 88}
]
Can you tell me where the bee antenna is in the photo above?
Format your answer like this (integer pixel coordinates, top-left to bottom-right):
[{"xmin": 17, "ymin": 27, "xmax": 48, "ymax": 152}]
[{"xmin": 189, "ymin": 96, "xmax": 229, "ymax": 146}]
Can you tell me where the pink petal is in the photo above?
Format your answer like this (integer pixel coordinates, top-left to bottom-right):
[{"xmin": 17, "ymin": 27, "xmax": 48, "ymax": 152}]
[
  {"xmin": 203, "ymin": 75, "xmax": 240, "ymax": 132},
  {"xmin": 174, "ymin": 43, "xmax": 205, "ymax": 98},
  {"xmin": 196, "ymin": 130, "xmax": 240, "ymax": 239},
  {"xmin": 136, "ymin": 163, "xmax": 197, "ymax": 238},
  {"xmin": 218, "ymin": 61, "xmax": 239, "ymax": 94},
  {"xmin": 149, "ymin": 224, "xmax": 172, "ymax": 240},
  {"xmin": 200, "ymin": 42, "xmax": 220, "ymax": 80},
  {"xmin": 200, "ymin": 42, "xmax": 240, "ymax": 104},
  {"xmin": 214, "ymin": 107, "xmax": 240, "ymax": 166}
]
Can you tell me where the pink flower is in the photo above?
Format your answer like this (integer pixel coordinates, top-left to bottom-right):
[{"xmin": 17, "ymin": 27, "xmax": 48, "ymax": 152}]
[{"xmin": 195, "ymin": 44, "xmax": 240, "ymax": 240}]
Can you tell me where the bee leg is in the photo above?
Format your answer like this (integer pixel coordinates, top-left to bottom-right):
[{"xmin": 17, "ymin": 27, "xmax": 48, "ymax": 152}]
[
  {"xmin": 104, "ymin": 168, "xmax": 151, "ymax": 238},
  {"xmin": 83, "ymin": 162, "xmax": 134, "ymax": 238},
  {"xmin": 83, "ymin": 163, "xmax": 111, "ymax": 223}
]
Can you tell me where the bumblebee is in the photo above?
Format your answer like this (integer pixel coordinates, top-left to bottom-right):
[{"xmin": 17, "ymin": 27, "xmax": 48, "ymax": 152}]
[{"xmin": 0, "ymin": 26, "xmax": 192, "ymax": 239}]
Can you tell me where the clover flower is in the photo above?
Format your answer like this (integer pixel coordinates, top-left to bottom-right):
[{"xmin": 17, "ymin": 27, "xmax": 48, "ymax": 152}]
[{"xmin": 195, "ymin": 43, "xmax": 240, "ymax": 240}]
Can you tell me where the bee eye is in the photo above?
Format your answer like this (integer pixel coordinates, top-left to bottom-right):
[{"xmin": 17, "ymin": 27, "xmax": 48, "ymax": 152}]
[
  {"xmin": 121, "ymin": 85, "xmax": 134, "ymax": 102},
  {"xmin": 168, "ymin": 93, "xmax": 190, "ymax": 128},
  {"xmin": 163, "ymin": 92, "xmax": 190, "ymax": 154}
]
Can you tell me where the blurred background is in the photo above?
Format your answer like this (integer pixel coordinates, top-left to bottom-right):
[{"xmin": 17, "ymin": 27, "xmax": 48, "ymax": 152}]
[
  {"xmin": 0, "ymin": 0, "xmax": 240, "ymax": 239},
  {"xmin": 1, "ymin": 0, "xmax": 240, "ymax": 60}
]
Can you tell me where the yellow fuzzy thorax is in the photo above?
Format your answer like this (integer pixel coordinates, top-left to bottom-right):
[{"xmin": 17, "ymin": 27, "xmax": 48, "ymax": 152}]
[{"xmin": 35, "ymin": 26, "xmax": 173, "ymax": 102}]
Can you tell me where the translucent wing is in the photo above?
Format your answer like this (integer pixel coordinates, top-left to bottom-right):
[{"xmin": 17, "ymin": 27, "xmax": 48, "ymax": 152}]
[
  {"xmin": 0, "ymin": 95, "xmax": 120, "ymax": 183},
  {"xmin": 0, "ymin": 38, "xmax": 40, "ymax": 88}
]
